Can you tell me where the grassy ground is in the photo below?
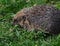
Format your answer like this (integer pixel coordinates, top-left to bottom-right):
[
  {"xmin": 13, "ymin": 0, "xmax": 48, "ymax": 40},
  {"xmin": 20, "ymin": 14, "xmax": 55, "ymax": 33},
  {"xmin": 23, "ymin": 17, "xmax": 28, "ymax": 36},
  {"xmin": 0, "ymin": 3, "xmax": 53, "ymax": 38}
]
[{"xmin": 0, "ymin": 0, "xmax": 60, "ymax": 46}]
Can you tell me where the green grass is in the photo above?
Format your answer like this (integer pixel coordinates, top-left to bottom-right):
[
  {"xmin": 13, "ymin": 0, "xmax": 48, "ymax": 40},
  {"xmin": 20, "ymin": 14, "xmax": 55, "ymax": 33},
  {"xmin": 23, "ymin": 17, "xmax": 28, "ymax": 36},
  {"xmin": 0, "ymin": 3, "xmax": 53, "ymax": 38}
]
[{"xmin": 0, "ymin": 0, "xmax": 60, "ymax": 46}]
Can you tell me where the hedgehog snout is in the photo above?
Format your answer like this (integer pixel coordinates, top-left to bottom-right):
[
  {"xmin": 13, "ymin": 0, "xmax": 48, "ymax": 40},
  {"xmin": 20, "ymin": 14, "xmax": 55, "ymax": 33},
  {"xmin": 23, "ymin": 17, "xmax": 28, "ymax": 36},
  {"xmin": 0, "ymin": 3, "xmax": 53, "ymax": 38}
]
[{"xmin": 13, "ymin": 19, "xmax": 18, "ymax": 25}]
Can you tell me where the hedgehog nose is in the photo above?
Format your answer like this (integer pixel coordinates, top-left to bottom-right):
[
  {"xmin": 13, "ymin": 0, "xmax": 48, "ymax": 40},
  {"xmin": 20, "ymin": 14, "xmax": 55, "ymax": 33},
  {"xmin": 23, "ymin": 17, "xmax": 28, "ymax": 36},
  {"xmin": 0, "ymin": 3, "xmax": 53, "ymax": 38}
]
[{"xmin": 13, "ymin": 19, "xmax": 18, "ymax": 25}]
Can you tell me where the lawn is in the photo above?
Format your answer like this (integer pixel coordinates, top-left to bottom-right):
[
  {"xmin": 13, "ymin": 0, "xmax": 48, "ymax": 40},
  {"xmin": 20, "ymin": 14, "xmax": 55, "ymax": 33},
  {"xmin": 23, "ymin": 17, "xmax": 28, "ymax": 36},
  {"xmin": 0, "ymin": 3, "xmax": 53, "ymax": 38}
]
[{"xmin": 0, "ymin": 0, "xmax": 60, "ymax": 46}]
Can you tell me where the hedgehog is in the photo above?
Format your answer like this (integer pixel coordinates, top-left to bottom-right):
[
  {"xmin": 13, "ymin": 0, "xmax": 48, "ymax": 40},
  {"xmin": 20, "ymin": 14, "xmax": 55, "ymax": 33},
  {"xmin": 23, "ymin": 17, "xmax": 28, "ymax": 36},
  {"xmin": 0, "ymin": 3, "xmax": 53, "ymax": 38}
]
[{"xmin": 13, "ymin": 5, "xmax": 60, "ymax": 34}]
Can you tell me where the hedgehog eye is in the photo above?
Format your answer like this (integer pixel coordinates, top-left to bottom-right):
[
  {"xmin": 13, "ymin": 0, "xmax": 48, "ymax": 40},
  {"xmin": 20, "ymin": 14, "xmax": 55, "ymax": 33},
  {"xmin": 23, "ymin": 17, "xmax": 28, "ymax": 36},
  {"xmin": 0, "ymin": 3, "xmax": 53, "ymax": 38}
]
[
  {"xmin": 17, "ymin": 16, "xmax": 26, "ymax": 22},
  {"xmin": 22, "ymin": 16, "xmax": 26, "ymax": 19},
  {"xmin": 22, "ymin": 16, "xmax": 26, "ymax": 21}
]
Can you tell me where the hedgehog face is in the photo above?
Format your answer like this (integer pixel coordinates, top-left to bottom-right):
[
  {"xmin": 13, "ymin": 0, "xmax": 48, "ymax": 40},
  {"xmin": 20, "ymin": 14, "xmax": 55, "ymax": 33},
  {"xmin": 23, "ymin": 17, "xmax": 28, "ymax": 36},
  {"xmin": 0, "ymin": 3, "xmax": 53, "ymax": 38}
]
[
  {"xmin": 13, "ymin": 11, "xmax": 33, "ymax": 30},
  {"xmin": 13, "ymin": 11, "xmax": 26, "ymax": 27}
]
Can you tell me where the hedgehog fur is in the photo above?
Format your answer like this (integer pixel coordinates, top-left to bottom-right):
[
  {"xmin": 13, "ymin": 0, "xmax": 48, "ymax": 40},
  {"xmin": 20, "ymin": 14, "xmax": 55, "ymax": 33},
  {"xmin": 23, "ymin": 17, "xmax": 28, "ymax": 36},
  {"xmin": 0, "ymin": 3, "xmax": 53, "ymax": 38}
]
[{"xmin": 13, "ymin": 5, "xmax": 60, "ymax": 34}]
